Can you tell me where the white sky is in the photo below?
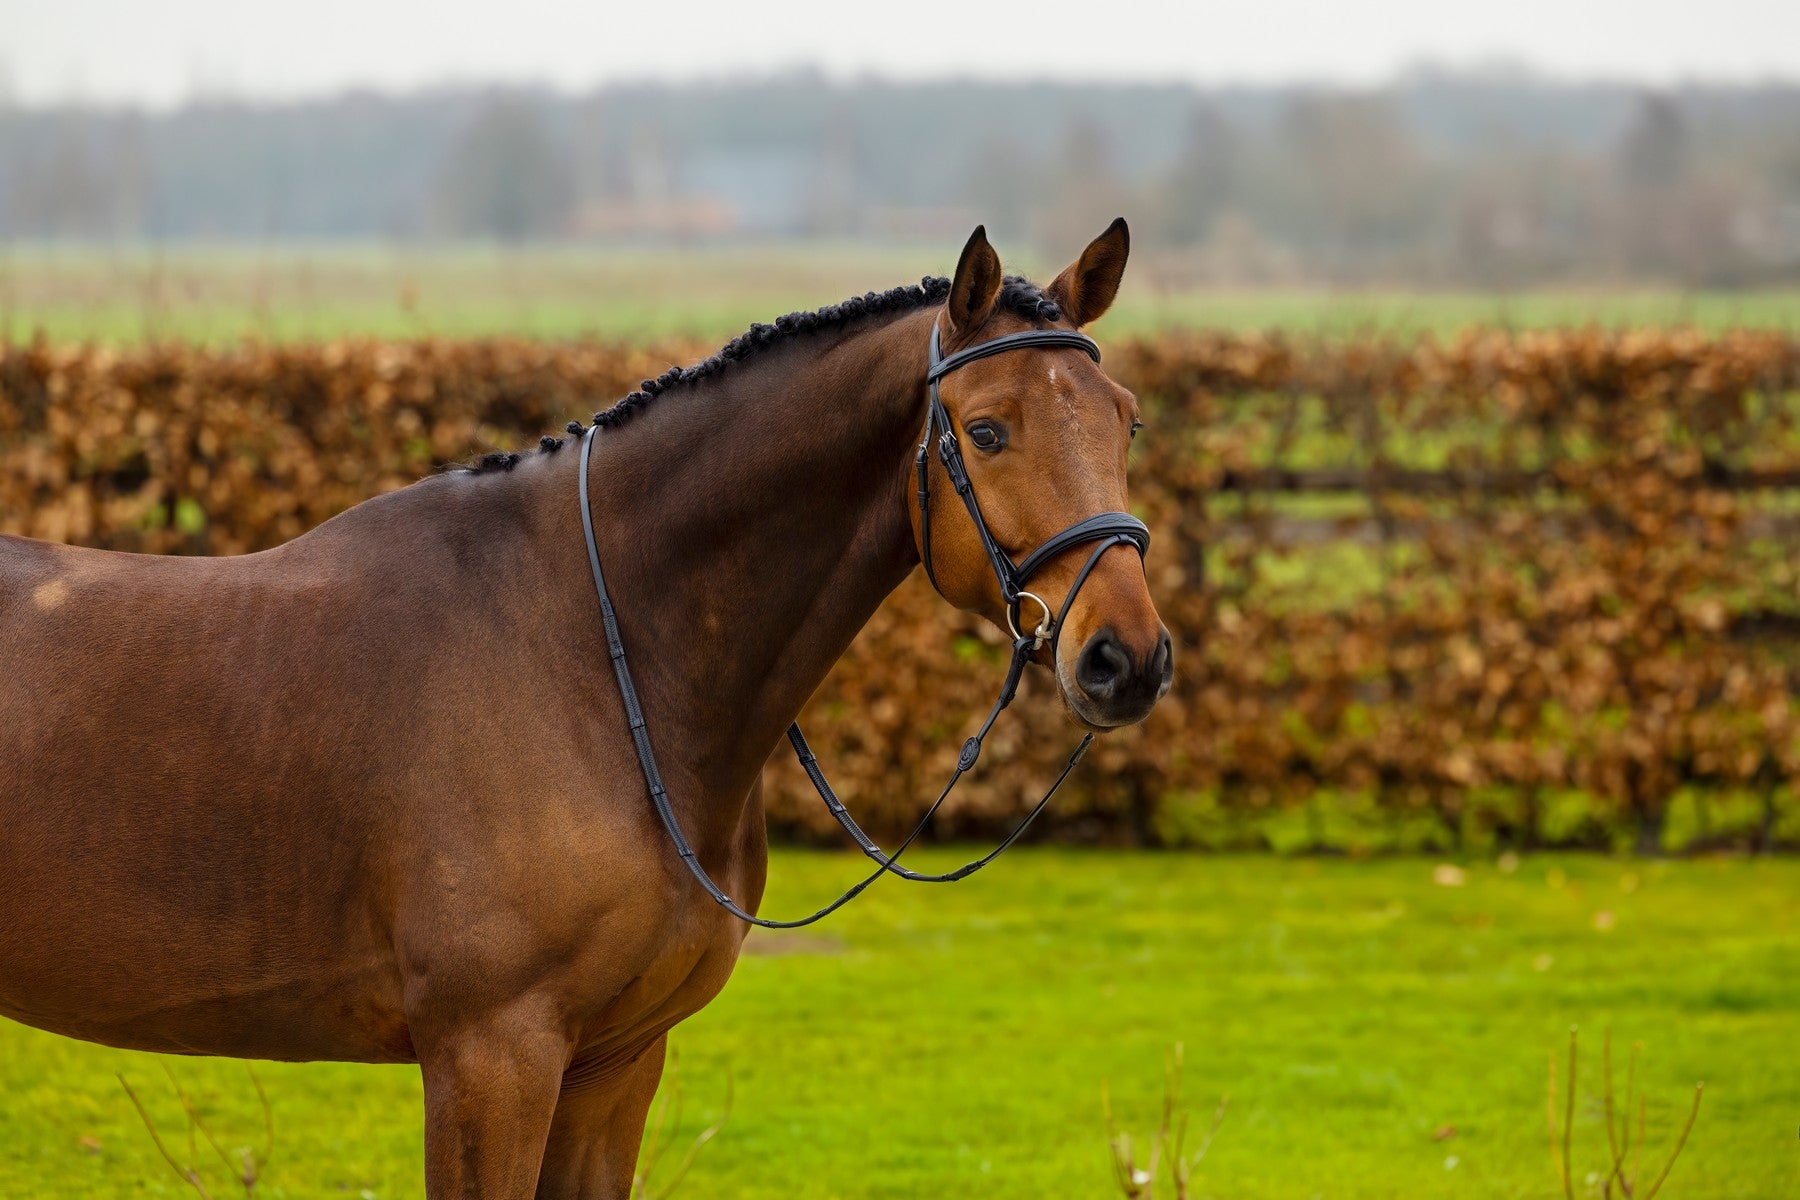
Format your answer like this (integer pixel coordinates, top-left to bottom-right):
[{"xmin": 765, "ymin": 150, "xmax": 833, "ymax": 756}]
[{"xmin": 6, "ymin": 0, "xmax": 1799, "ymax": 108}]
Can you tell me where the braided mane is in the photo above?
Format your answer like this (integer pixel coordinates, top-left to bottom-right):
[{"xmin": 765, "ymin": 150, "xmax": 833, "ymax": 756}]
[{"xmin": 461, "ymin": 273, "xmax": 1061, "ymax": 473}]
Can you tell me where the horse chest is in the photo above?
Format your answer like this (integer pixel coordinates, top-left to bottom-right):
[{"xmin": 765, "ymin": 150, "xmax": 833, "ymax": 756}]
[{"xmin": 556, "ymin": 891, "xmax": 748, "ymax": 1076}]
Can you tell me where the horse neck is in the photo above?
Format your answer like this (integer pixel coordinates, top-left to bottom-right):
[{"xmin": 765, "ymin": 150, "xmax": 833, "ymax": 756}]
[{"xmin": 569, "ymin": 307, "xmax": 936, "ymax": 829}]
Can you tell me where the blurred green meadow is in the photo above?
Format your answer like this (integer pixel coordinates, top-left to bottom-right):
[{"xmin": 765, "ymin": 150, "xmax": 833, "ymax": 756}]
[
  {"xmin": 2, "ymin": 851, "xmax": 1795, "ymax": 1199},
  {"xmin": 3, "ymin": 243, "xmax": 1797, "ymax": 344}
]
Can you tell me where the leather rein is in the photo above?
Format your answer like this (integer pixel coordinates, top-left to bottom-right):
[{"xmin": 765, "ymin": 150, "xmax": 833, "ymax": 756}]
[{"xmin": 578, "ymin": 321, "xmax": 1150, "ymax": 927}]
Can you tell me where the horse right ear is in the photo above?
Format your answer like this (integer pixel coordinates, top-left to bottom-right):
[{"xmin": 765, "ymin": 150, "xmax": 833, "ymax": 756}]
[{"xmin": 946, "ymin": 225, "xmax": 1003, "ymax": 337}]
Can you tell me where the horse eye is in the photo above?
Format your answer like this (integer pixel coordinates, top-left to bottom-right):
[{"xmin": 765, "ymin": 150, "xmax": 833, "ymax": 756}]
[
  {"xmin": 1130, "ymin": 420, "xmax": 1145, "ymax": 441},
  {"xmin": 967, "ymin": 423, "xmax": 1006, "ymax": 452}
]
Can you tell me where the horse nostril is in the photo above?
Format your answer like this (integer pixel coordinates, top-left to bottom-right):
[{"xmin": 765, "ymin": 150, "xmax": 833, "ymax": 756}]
[
  {"xmin": 1076, "ymin": 629, "xmax": 1132, "ymax": 701},
  {"xmin": 1152, "ymin": 629, "xmax": 1174, "ymax": 690}
]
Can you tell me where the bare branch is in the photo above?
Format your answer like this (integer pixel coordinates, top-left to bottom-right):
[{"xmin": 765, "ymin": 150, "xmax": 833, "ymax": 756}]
[
  {"xmin": 1547, "ymin": 1049, "xmax": 1562, "ymax": 1189},
  {"xmin": 246, "ymin": 1063, "xmax": 274, "ymax": 1191},
  {"xmin": 161, "ymin": 1062, "xmax": 245, "ymax": 1191},
  {"xmin": 653, "ymin": 1068, "xmax": 733, "ymax": 1200},
  {"xmin": 1641, "ymin": 1084, "xmax": 1705, "ymax": 1200},
  {"xmin": 1562, "ymin": 1027, "xmax": 1578, "ymax": 1200},
  {"xmin": 117, "ymin": 1073, "xmax": 214, "ymax": 1200}
]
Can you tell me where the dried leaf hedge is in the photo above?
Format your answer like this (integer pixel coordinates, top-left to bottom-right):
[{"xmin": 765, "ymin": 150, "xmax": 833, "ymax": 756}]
[{"xmin": 3, "ymin": 330, "xmax": 1797, "ymax": 852}]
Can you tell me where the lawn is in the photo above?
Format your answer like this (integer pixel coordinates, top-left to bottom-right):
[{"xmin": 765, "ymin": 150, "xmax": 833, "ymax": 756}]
[
  {"xmin": 3, "ymin": 243, "xmax": 1797, "ymax": 344},
  {"xmin": 1, "ymin": 851, "xmax": 1794, "ymax": 1198}
]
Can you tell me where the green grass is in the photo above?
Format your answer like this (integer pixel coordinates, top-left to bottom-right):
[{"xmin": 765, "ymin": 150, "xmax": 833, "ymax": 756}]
[
  {"xmin": 3, "ymin": 243, "xmax": 1797, "ymax": 344},
  {"xmin": 2, "ymin": 851, "xmax": 1795, "ymax": 1198}
]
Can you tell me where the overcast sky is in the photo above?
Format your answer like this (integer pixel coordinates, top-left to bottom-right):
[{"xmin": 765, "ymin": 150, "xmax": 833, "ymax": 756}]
[{"xmin": 6, "ymin": 0, "xmax": 1799, "ymax": 108}]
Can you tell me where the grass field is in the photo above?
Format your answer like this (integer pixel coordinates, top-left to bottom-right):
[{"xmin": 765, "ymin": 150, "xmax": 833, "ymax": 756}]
[
  {"xmin": 2, "ymin": 250, "xmax": 1795, "ymax": 1196},
  {"xmin": 3, "ymin": 244, "xmax": 1798, "ymax": 344},
  {"xmin": 2, "ymin": 851, "xmax": 1794, "ymax": 1199}
]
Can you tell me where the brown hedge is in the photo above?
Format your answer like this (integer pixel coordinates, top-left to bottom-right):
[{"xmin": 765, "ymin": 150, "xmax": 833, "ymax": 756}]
[{"xmin": 3, "ymin": 330, "xmax": 1797, "ymax": 852}]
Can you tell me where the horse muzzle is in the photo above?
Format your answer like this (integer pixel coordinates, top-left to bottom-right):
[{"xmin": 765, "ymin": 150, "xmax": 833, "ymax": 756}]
[{"xmin": 1061, "ymin": 624, "xmax": 1174, "ymax": 729}]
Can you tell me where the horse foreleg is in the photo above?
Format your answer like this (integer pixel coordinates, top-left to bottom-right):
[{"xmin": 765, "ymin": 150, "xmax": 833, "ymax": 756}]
[
  {"xmin": 416, "ymin": 1003, "xmax": 571, "ymax": 1200},
  {"xmin": 534, "ymin": 1036, "xmax": 668, "ymax": 1200}
]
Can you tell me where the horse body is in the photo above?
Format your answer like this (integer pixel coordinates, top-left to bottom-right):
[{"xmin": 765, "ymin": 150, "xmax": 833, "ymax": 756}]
[
  {"xmin": 0, "ymin": 478, "xmax": 722, "ymax": 1062},
  {"xmin": 0, "ymin": 224, "xmax": 1169, "ymax": 1197}
]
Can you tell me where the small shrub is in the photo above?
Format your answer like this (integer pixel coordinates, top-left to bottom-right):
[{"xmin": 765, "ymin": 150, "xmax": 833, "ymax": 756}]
[
  {"xmin": 1548, "ymin": 1026, "xmax": 1703, "ymax": 1198},
  {"xmin": 1103, "ymin": 1043, "xmax": 1227, "ymax": 1200},
  {"xmin": 118, "ymin": 1061, "xmax": 273, "ymax": 1198},
  {"xmin": 633, "ymin": 1047, "xmax": 732, "ymax": 1200}
]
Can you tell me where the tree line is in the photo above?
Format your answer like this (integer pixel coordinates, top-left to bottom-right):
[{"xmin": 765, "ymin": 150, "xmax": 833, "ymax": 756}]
[{"xmin": 3, "ymin": 69, "xmax": 1799, "ymax": 286}]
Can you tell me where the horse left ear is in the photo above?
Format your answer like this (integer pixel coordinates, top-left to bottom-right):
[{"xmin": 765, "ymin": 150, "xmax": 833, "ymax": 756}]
[
  {"xmin": 1047, "ymin": 217, "xmax": 1130, "ymax": 328},
  {"xmin": 947, "ymin": 225, "xmax": 1004, "ymax": 337}
]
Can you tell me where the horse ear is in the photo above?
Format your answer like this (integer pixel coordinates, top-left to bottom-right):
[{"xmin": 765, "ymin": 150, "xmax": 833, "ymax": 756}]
[
  {"xmin": 1047, "ymin": 217, "xmax": 1130, "ymax": 328},
  {"xmin": 947, "ymin": 225, "xmax": 1003, "ymax": 337}
]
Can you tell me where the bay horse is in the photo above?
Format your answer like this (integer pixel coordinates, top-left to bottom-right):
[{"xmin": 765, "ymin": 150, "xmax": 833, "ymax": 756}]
[{"xmin": 0, "ymin": 221, "xmax": 1172, "ymax": 1198}]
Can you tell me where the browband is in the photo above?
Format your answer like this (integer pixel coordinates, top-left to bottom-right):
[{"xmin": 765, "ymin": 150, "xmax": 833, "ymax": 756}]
[{"xmin": 927, "ymin": 327, "xmax": 1101, "ymax": 382}]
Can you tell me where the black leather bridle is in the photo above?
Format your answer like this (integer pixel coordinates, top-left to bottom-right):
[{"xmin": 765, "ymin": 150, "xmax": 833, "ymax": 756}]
[
  {"xmin": 917, "ymin": 322, "xmax": 1151, "ymax": 650},
  {"xmin": 579, "ymin": 321, "xmax": 1150, "ymax": 927}
]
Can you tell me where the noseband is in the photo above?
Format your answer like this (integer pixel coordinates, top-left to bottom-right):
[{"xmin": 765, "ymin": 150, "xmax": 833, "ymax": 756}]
[{"xmin": 579, "ymin": 320, "xmax": 1151, "ymax": 927}]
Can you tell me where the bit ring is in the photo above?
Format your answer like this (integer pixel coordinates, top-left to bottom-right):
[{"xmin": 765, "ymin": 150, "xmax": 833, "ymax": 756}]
[{"xmin": 1008, "ymin": 590, "xmax": 1056, "ymax": 650}]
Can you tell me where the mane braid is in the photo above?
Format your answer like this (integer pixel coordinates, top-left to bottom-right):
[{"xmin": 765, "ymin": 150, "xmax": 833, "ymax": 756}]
[
  {"xmin": 455, "ymin": 273, "xmax": 1061, "ymax": 474},
  {"xmin": 591, "ymin": 274, "xmax": 1060, "ymax": 429}
]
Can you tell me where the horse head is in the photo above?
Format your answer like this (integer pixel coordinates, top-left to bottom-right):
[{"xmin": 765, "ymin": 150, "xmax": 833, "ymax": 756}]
[{"xmin": 912, "ymin": 219, "xmax": 1173, "ymax": 730}]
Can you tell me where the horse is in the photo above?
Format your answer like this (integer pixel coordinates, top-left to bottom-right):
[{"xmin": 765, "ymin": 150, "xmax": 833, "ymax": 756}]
[{"xmin": 0, "ymin": 220, "xmax": 1173, "ymax": 1198}]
